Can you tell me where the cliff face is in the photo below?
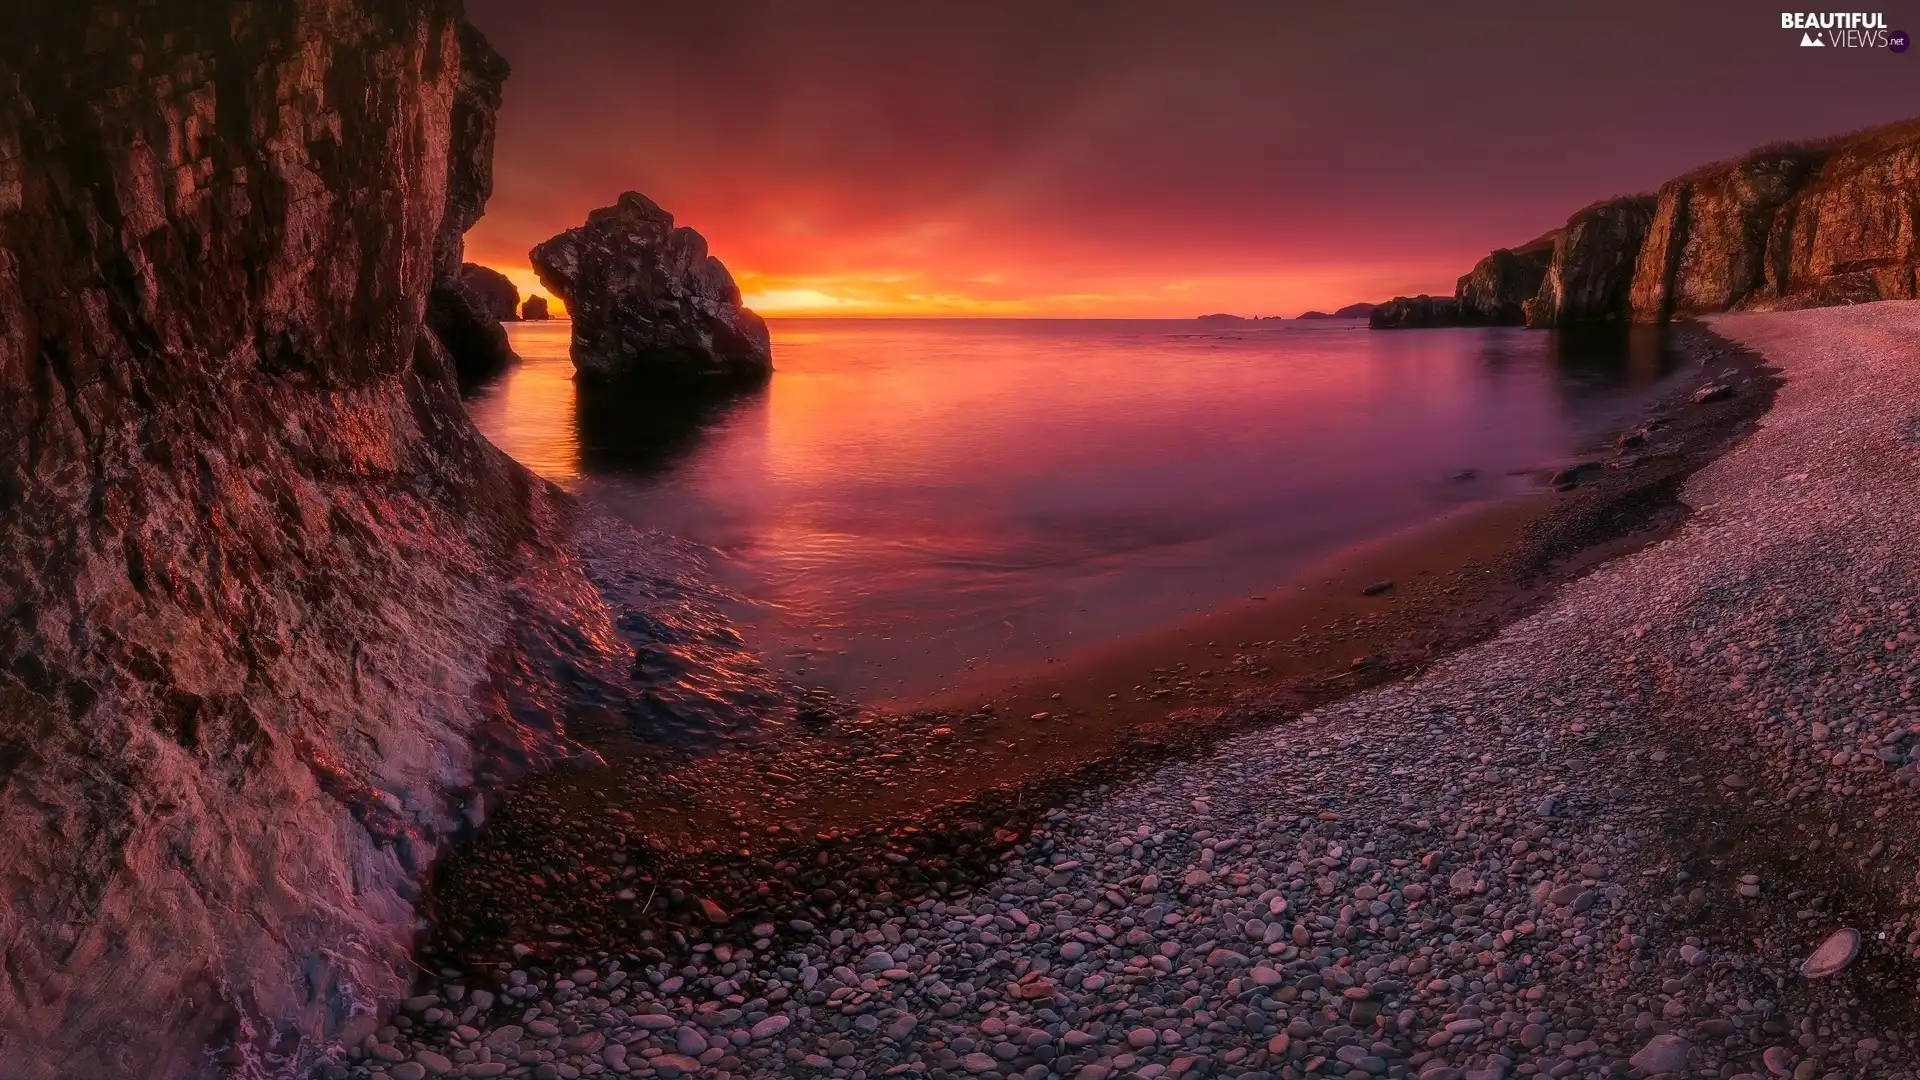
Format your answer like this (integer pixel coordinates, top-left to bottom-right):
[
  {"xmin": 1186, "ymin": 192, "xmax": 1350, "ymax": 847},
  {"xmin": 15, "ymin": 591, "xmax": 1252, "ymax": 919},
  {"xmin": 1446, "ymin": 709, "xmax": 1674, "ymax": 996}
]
[
  {"xmin": 531, "ymin": 192, "xmax": 773, "ymax": 384},
  {"xmin": 1628, "ymin": 154, "xmax": 1814, "ymax": 321},
  {"xmin": 1373, "ymin": 236, "xmax": 1553, "ymax": 329},
  {"xmin": 1522, "ymin": 196, "xmax": 1655, "ymax": 327},
  {"xmin": 1455, "ymin": 234, "xmax": 1555, "ymax": 324},
  {"xmin": 1383, "ymin": 118, "xmax": 1920, "ymax": 332},
  {"xmin": 423, "ymin": 20, "xmax": 517, "ymax": 380},
  {"xmin": 0, "ymin": 2, "xmax": 569, "ymax": 1076},
  {"xmin": 1631, "ymin": 123, "xmax": 1920, "ymax": 318}
]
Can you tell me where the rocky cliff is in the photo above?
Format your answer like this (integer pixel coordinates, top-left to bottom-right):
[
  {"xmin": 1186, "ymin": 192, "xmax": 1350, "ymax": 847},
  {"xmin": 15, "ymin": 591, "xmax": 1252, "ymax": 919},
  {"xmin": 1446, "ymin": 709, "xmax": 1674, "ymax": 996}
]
[
  {"xmin": 531, "ymin": 192, "xmax": 773, "ymax": 384},
  {"xmin": 0, "ymin": 2, "xmax": 573, "ymax": 1076},
  {"xmin": 520, "ymin": 294, "xmax": 551, "ymax": 320},
  {"xmin": 1372, "ymin": 235, "xmax": 1554, "ymax": 329},
  {"xmin": 1521, "ymin": 196, "xmax": 1655, "ymax": 327},
  {"xmin": 1632, "ymin": 122, "xmax": 1920, "ymax": 319},
  {"xmin": 1457, "ymin": 233, "xmax": 1556, "ymax": 324},
  {"xmin": 1378, "ymin": 118, "xmax": 1920, "ymax": 331},
  {"xmin": 423, "ymin": 20, "xmax": 516, "ymax": 380}
]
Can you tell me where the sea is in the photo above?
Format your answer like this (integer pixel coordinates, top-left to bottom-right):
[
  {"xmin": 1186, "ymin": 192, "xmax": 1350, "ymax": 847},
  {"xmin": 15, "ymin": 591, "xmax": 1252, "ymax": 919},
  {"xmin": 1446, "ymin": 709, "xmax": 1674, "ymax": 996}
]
[{"xmin": 466, "ymin": 317, "xmax": 1682, "ymax": 705}]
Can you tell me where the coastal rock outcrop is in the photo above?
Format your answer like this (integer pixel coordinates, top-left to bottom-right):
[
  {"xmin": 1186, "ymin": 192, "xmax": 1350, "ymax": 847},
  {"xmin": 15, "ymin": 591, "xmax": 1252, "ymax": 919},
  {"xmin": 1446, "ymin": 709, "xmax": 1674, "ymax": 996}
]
[
  {"xmin": 0, "ymin": 3, "xmax": 571, "ymax": 1077},
  {"xmin": 1522, "ymin": 196, "xmax": 1655, "ymax": 327},
  {"xmin": 530, "ymin": 192, "xmax": 773, "ymax": 384},
  {"xmin": 1372, "ymin": 236, "xmax": 1554, "ymax": 329},
  {"xmin": 1381, "ymin": 118, "xmax": 1920, "ymax": 331},
  {"xmin": 1631, "ymin": 123, "xmax": 1920, "ymax": 318},
  {"xmin": 522, "ymin": 294, "xmax": 552, "ymax": 320},
  {"xmin": 460, "ymin": 262, "xmax": 522, "ymax": 322},
  {"xmin": 424, "ymin": 20, "xmax": 517, "ymax": 379},
  {"xmin": 1368, "ymin": 295, "xmax": 1463, "ymax": 328},
  {"xmin": 1456, "ymin": 233, "xmax": 1555, "ymax": 323}
]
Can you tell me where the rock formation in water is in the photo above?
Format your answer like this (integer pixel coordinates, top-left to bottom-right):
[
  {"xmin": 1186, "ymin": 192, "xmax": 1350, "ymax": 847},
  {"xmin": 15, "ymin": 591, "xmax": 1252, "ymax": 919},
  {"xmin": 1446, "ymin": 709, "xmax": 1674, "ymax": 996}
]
[
  {"xmin": 460, "ymin": 262, "xmax": 522, "ymax": 322},
  {"xmin": 423, "ymin": 20, "xmax": 517, "ymax": 379},
  {"xmin": 530, "ymin": 192, "xmax": 773, "ymax": 384},
  {"xmin": 1377, "ymin": 118, "xmax": 1920, "ymax": 330},
  {"xmin": 521, "ymin": 294, "xmax": 552, "ymax": 320},
  {"xmin": 0, "ymin": 3, "xmax": 576, "ymax": 1076}
]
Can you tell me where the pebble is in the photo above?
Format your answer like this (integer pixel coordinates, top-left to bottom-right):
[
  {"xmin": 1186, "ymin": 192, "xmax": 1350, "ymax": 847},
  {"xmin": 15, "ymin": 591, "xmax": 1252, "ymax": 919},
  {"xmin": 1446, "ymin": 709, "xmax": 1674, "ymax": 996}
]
[{"xmin": 1799, "ymin": 928, "xmax": 1861, "ymax": 979}]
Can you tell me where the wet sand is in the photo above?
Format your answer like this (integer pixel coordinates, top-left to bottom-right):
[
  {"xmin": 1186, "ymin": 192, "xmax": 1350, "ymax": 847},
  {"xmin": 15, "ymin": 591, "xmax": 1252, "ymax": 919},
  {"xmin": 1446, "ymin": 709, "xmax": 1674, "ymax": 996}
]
[{"xmin": 421, "ymin": 324, "xmax": 1774, "ymax": 973}]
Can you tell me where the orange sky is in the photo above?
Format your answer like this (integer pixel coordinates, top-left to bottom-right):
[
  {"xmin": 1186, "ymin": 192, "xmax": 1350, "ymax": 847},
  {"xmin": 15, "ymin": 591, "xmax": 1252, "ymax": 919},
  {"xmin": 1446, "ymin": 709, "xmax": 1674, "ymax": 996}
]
[{"xmin": 465, "ymin": 1, "xmax": 1917, "ymax": 320}]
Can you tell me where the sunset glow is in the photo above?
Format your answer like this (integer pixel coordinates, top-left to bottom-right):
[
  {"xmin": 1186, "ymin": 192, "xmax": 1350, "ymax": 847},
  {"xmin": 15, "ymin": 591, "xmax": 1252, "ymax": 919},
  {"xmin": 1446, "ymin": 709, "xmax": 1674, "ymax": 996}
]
[{"xmin": 465, "ymin": 1, "xmax": 1915, "ymax": 320}]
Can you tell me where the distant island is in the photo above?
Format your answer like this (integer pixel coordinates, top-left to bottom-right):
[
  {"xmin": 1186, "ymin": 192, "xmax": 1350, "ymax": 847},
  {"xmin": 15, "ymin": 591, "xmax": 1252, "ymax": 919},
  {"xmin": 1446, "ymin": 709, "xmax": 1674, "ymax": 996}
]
[
  {"xmin": 1295, "ymin": 302, "xmax": 1381, "ymax": 320},
  {"xmin": 1197, "ymin": 304, "xmax": 1376, "ymax": 324}
]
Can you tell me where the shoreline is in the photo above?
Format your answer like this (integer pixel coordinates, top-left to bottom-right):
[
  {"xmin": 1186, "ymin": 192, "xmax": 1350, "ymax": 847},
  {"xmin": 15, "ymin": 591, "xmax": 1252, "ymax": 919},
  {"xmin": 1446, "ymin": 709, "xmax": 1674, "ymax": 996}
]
[
  {"xmin": 418, "ymin": 321, "xmax": 1776, "ymax": 972},
  {"xmin": 354, "ymin": 301, "xmax": 1920, "ymax": 1080}
]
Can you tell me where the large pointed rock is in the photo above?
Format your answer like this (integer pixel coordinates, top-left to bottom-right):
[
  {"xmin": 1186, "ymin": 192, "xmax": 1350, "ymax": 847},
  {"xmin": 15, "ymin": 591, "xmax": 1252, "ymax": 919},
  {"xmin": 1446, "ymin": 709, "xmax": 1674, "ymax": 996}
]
[{"xmin": 530, "ymin": 192, "xmax": 772, "ymax": 385}]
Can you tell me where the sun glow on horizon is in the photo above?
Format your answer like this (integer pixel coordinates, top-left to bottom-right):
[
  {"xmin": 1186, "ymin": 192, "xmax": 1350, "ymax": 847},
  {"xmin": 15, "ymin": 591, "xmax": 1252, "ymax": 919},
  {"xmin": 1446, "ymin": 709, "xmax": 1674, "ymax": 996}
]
[{"xmin": 468, "ymin": 250, "xmax": 1467, "ymax": 321}]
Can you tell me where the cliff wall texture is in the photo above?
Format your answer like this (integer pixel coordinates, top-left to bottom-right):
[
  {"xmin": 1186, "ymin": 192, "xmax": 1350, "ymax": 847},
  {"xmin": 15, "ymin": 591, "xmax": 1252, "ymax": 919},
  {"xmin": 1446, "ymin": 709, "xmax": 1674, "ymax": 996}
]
[
  {"xmin": 1375, "ymin": 118, "xmax": 1920, "ymax": 330},
  {"xmin": 0, "ymin": 2, "xmax": 570, "ymax": 1075}
]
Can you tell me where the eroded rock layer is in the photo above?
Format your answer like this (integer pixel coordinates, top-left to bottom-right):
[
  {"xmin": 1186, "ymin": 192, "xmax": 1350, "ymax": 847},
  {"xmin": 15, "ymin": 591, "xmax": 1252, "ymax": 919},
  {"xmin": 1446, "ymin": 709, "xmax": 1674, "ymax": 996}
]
[{"xmin": 0, "ymin": 2, "xmax": 570, "ymax": 1076}]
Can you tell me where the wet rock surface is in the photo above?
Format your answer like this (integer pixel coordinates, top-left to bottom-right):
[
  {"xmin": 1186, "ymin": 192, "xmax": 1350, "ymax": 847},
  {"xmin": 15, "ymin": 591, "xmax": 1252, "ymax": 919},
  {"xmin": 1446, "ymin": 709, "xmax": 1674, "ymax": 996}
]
[{"xmin": 530, "ymin": 192, "xmax": 772, "ymax": 385}]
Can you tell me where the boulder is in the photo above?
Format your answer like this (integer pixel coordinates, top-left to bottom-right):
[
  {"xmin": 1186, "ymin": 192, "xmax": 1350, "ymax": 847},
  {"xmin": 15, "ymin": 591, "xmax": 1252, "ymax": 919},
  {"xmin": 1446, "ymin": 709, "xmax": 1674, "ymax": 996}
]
[
  {"xmin": 460, "ymin": 263, "xmax": 522, "ymax": 322},
  {"xmin": 530, "ymin": 192, "xmax": 772, "ymax": 384},
  {"xmin": 522, "ymin": 294, "xmax": 553, "ymax": 320},
  {"xmin": 0, "ymin": 3, "xmax": 573, "ymax": 1076}
]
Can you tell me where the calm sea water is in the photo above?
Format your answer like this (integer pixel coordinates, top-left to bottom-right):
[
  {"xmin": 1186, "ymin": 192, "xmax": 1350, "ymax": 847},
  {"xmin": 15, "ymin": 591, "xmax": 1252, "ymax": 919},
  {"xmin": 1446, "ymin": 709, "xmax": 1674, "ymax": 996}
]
[{"xmin": 468, "ymin": 318, "xmax": 1680, "ymax": 702}]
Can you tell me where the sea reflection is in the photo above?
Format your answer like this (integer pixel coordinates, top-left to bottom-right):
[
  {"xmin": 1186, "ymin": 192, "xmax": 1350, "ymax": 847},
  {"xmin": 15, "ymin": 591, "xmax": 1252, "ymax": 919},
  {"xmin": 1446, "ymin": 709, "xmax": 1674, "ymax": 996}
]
[{"xmin": 467, "ymin": 318, "xmax": 1689, "ymax": 701}]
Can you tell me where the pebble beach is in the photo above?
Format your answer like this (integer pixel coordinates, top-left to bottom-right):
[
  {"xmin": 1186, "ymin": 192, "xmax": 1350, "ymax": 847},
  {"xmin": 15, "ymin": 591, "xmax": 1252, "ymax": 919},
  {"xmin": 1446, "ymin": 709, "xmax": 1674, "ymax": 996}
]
[{"xmin": 334, "ymin": 301, "xmax": 1920, "ymax": 1080}]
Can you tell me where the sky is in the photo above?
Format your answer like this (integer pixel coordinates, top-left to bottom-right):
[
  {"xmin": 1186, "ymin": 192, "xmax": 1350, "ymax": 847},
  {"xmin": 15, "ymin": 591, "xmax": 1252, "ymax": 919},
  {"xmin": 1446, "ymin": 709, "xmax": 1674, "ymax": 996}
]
[{"xmin": 463, "ymin": 0, "xmax": 1920, "ymax": 318}]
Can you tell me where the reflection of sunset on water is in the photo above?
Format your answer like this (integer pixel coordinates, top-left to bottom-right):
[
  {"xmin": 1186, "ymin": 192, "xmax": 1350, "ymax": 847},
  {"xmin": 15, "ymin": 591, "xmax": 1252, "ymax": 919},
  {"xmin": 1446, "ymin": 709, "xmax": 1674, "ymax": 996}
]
[{"xmin": 467, "ymin": 319, "xmax": 1684, "ymax": 700}]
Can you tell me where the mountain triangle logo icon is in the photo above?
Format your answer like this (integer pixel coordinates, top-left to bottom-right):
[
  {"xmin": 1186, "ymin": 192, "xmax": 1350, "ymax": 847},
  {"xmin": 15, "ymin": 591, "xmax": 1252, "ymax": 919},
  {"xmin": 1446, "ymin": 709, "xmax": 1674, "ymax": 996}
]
[{"xmin": 1801, "ymin": 31, "xmax": 1825, "ymax": 45}]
